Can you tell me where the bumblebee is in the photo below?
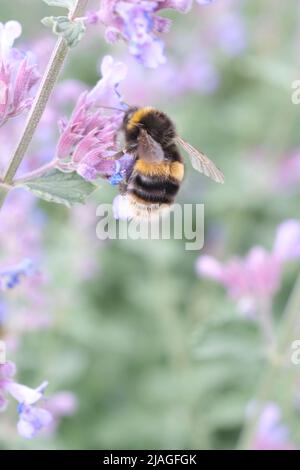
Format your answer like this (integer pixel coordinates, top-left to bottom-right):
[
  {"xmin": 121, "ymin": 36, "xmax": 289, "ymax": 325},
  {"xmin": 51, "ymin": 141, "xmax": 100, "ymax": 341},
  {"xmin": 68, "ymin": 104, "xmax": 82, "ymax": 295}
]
[{"xmin": 113, "ymin": 106, "xmax": 224, "ymax": 218}]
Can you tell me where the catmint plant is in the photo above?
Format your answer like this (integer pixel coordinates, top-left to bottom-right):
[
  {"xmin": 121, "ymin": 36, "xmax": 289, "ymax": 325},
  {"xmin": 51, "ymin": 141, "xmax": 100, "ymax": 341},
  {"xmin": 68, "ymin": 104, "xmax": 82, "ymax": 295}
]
[
  {"xmin": 0, "ymin": 0, "xmax": 214, "ymax": 211},
  {"xmin": 1, "ymin": 0, "xmax": 298, "ymax": 451},
  {"xmin": 0, "ymin": 0, "xmax": 219, "ymax": 441},
  {"xmin": 0, "ymin": 21, "xmax": 40, "ymax": 128}
]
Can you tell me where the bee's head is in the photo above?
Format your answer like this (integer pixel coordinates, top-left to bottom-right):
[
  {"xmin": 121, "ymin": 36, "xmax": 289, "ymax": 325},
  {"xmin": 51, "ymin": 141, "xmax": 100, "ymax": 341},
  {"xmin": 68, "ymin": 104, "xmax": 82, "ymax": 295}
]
[{"xmin": 122, "ymin": 106, "xmax": 139, "ymax": 130}]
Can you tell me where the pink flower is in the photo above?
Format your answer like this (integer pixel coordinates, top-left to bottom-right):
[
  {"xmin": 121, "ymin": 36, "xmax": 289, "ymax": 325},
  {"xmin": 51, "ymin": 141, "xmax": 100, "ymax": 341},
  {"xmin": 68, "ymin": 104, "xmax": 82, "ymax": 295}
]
[
  {"xmin": 56, "ymin": 93, "xmax": 125, "ymax": 181},
  {"xmin": 196, "ymin": 220, "xmax": 300, "ymax": 314},
  {"xmin": 46, "ymin": 391, "xmax": 78, "ymax": 417},
  {"xmin": 0, "ymin": 21, "xmax": 40, "ymax": 128},
  {"xmin": 55, "ymin": 56, "xmax": 134, "ymax": 182},
  {"xmin": 43, "ymin": 391, "xmax": 78, "ymax": 433},
  {"xmin": 251, "ymin": 403, "xmax": 296, "ymax": 450},
  {"xmin": 197, "ymin": 248, "xmax": 281, "ymax": 314}
]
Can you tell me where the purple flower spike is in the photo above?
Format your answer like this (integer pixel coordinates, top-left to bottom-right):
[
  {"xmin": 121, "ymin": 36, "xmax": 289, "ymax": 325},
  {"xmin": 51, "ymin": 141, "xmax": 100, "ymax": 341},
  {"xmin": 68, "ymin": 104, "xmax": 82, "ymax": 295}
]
[
  {"xmin": 56, "ymin": 56, "xmax": 134, "ymax": 182},
  {"xmin": 196, "ymin": 219, "xmax": 300, "ymax": 316},
  {"xmin": 1, "ymin": 360, "xmax": 72, "ymax": 439},
  {"xmin": 0, "ymin": 258, "xmax": 35, "ymax": 291},
  {"xmin": 6, "ymin": 380, "xmax": 53, "ymax": 439},
  {"xmin": 0, "ymin": 21, "xmax": 40, "ymax": 127},
  {"xmin": 90, "ymin": 1, "xmax": 210, "ymax": 67},
  {"xmin": 197, "ymin": 247, "xmax": 281, "ymax": 312}
]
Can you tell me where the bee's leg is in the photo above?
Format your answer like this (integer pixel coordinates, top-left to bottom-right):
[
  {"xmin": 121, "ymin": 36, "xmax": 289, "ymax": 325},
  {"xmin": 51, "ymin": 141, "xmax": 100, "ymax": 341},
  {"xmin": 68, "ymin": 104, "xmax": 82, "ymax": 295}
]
[
  {"xmin": 108, "ymin": 150, "xmax": 126, "ymax": 161},
  {"xmin": 109, "ymin": 145, "xmax": 137, "ymax": 161}
]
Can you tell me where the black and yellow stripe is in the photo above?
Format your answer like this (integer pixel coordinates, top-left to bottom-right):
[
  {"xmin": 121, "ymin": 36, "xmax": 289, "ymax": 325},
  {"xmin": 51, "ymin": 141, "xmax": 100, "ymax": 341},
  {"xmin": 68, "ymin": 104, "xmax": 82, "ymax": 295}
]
[{"xmin": 128, "ymin": 160, "xmax": 184, "ymax": 206}]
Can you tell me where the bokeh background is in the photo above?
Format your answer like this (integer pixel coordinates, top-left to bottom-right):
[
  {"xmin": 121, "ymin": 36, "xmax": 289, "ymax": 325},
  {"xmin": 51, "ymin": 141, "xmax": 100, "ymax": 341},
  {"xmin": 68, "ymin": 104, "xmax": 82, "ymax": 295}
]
[{"xmin": 1, "ymin": 0, "xmax": 300, "ymax": 450}]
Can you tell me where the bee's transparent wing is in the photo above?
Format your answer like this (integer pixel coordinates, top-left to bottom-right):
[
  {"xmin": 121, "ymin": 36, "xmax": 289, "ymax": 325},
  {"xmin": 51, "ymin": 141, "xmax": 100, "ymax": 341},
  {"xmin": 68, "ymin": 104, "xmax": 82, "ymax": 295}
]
[
  {"xmin": 175, "ymin": 136, "xmax": 224, "ymax": 184},
  {"xmin": 138, "ymin": 129, "xmax": 164, "ymax": 163}
]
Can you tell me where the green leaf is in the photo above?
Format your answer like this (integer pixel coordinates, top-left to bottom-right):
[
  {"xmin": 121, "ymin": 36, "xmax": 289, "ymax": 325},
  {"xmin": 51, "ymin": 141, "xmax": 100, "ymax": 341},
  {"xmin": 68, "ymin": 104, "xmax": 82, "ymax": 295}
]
[
  {"xmin": 43, "ymin": 0, "xmax": 76, "ymax": 9},
  {"xmin": 41, "ymin": 15, "xmax": 86, "ymax": 48},
  {"xmin": 20, "ymin": 169, "xmax": 96, "ymax": 207}
]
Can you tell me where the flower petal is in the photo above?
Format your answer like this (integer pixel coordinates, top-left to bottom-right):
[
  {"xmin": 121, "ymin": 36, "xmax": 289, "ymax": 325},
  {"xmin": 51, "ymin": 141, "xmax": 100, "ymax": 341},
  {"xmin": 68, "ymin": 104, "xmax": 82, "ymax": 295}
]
[
  {"xmin": 195, "ymin": 255, "xmax": 223, "ymax": 281},
  {"xmin": 6, "ymin": 381, "xmax": 45, "ymax": 405}
]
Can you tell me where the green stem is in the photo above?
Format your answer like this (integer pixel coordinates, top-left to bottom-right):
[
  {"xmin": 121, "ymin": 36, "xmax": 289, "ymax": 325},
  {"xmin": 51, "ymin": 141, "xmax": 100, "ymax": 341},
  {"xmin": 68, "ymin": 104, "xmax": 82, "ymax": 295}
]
[
  {"xmin": 0, "ymin": 0, "xmax": 88, "ymax": 209},
  {"xmin": 0, "ymin": 185, "xmax": 9, "ymax": 209},
  {"xmin": 237, "ymin": 271, "xmax": 300, "ymax": 449},
  {"xmin": 3, "ymin": 38, "xmax": 68, "ymax": 186}
]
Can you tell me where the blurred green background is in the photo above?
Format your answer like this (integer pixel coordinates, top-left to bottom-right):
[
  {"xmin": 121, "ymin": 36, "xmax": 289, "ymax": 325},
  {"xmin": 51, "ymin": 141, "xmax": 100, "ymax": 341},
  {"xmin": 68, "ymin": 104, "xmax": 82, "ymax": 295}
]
[{"xmin": 1, "ymin": 0, "xmax": 300, "ymax": 450}]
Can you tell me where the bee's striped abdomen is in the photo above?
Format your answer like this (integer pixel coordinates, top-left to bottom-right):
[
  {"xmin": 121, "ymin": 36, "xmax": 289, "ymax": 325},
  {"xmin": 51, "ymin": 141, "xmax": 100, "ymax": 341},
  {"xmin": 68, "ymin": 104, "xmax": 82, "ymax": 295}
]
[
  {"xmin": 130, "ymin": 174, "xmax": 180, "ymax": 204},
  {"xmin": 127, "ymin": 160, "xmax": 184, "ymax": 208}
]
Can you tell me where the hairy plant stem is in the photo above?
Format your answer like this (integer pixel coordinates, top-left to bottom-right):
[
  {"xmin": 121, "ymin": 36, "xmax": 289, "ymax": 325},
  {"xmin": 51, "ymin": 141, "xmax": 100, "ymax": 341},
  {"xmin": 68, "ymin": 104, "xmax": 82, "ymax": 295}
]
[
  {"xmin": 0, "ymin": 186, "xmax": 8, "ymax": 209},
  {"xmin": 0, "ymin": 0, "xmax": 88, "ymax": 210},
  {"xmin": 237, "ymin": 271, "xmax": 300, "ymax": 449}
]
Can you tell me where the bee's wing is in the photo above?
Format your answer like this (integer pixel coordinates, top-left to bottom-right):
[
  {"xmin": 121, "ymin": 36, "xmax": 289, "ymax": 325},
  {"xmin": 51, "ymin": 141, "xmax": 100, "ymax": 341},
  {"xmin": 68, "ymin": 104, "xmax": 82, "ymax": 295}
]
[
  {"xmin": 137, "ymin": 129, "xmax": 164, "ymax": 163},
  {"xmin": 175, "ymin": 136, "xmax": 224, "ymax": 184}
]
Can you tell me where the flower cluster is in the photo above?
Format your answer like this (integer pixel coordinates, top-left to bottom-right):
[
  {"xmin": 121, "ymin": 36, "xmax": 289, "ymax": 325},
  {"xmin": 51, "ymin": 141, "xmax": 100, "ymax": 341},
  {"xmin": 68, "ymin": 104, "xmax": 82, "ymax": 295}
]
[
  {"xmin": 55, "ymin": 55, "xmax": 134, "ymax": 183},
  {"xmin": 87, "ymin": 1, "xmax": 214, "ymax": 68},
  {"xmin": 0, "ymin": 361, "xmax": 52, "ymax": 438},
  {"xmin": 0, "ymin": 21, "xmax": 39, "ymax": 128},
  {"xmin": 196, "ymin": 220, "xmax": 300, "ymax": 315}
]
